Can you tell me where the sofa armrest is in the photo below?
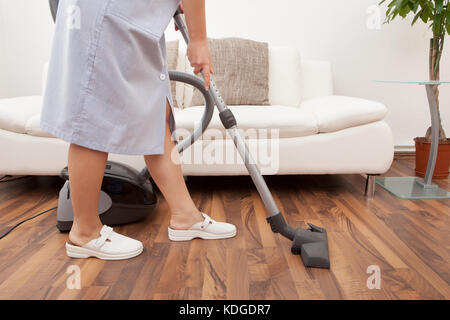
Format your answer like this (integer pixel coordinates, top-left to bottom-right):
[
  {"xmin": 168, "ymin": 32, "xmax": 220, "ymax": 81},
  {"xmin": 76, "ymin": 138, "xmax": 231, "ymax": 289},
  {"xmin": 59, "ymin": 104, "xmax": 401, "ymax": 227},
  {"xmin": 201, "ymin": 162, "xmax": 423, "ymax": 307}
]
[{"xmin": 299, "ymin": 60, "xmax": 334, "ymax": 101}]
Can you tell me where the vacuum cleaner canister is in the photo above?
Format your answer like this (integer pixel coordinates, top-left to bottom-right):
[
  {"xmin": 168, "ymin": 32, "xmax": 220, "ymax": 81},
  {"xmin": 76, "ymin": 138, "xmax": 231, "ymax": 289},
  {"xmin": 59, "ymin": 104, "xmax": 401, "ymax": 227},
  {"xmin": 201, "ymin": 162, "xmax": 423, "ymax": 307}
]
[{"xmin": 56, "ymin": 161, "xmax": 157, "ymax": 232}]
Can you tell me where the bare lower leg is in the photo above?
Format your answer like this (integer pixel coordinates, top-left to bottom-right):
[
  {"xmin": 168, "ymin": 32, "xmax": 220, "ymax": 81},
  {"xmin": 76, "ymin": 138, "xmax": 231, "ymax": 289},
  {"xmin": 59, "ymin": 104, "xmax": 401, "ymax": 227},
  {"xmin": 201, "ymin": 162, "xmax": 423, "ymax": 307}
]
[
  {"xmin": 144, "ymin": 100, "xmax": 204, "ymax": 229},
  {"xmin": 68, "ymin": 143, "xmax": 108, "ymax": 246}
]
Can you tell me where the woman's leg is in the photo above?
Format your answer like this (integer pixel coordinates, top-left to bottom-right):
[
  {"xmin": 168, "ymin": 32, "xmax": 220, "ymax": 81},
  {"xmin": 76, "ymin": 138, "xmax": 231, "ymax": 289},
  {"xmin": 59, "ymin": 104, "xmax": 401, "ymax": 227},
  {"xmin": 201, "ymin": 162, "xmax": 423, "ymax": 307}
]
[
  {"xmin": 67, "ymin": 143, "xmax": 107, "ymax": 246},
  {"xmin": 144, "ymin": 100, "xmax": 204, "ymax": 230}
]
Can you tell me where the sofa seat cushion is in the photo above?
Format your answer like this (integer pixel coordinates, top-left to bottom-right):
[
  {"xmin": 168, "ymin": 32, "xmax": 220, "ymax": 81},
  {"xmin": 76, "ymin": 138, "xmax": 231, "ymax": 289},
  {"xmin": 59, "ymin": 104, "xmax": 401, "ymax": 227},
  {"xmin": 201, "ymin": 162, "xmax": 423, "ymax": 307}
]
[
  {"xmin": 190, "ymin": 38, "xmax": 270, "ymax": 107},
  {"xmin": 26, "ymin": 113, "xmax": 54, "ymax": 137},
  {"xmin": 174, "ymin": 105, "xmax": 318, "ymax": 140},
  {"xmin": 0, "ymin": 96, "xmax": 43, "ymax": 134},
  {"xmin": 299, "ymin": 96, "xmax": 388, "ymax": 133}
]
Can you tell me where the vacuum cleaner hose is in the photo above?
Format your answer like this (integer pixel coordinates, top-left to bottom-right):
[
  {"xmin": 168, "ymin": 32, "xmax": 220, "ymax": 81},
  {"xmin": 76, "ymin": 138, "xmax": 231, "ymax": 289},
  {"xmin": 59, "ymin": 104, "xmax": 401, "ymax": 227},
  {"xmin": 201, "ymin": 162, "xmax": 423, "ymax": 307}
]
[
  {"xmin": 49, "ymin": 0, "xmax": 58, "ymax": 22},
  {"xmin": 168, "ymin": 71, "xmax": 215, "ymax": 154}
]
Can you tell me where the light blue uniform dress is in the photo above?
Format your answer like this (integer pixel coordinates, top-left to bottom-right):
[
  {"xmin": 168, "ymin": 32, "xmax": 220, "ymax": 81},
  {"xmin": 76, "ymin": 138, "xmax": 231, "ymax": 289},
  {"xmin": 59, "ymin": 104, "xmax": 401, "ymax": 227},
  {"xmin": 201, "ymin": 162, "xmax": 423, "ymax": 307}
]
[{"xmin": 40, "ymin": 0, "xmax": 181, "ymax": 155}]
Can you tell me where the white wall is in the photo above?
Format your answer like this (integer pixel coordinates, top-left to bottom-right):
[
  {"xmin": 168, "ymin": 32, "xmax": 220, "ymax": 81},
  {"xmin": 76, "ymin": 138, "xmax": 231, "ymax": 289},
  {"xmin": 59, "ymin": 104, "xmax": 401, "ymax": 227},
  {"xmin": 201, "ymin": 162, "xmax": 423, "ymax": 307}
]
[
  {"xmin": 0, "ymin": 1, "xmax": 9, "ymax": 97},
  {"xmin": 0, "ymin": 0, "xmax": 449, "ymax": 150},
  {"xmin": 0, "ymin": 0, "xmax": 54, "ymax": 98}
]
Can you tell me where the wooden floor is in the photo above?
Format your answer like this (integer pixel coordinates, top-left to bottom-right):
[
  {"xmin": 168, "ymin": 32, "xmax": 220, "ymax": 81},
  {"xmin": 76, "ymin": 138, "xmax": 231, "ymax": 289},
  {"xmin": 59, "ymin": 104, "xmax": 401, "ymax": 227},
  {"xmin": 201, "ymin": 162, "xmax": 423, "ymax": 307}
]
[{"xmin": 0, "ymin": 155, "xmax": 448, "ymax": 300}]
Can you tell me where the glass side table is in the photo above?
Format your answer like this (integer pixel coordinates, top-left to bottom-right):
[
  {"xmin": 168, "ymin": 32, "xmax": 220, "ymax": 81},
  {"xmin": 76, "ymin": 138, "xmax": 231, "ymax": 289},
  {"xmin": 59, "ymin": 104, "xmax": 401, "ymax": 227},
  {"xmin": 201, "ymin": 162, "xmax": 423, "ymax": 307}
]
[{"xmin": 373, "ymin": 80, "xmax": 450, "ymax": 199}]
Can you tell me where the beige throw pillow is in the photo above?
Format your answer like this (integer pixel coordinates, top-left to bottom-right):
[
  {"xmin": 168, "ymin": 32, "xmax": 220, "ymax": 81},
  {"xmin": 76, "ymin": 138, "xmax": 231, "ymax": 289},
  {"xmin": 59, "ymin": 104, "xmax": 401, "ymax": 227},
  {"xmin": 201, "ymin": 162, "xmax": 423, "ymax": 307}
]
[
  {"xmin": 165, "ymin": 39, "xmax": 179, "ymax": 108},
  {"xmin": 190, "ymin": 37, "xmax": 269, "ymax": 106}
]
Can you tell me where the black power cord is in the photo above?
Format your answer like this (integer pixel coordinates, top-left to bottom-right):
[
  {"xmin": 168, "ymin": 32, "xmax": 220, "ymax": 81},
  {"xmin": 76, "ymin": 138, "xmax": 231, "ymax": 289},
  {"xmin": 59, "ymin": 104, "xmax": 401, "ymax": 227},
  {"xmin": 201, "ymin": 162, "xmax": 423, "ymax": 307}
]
[
  {"xmin": 0, "ymin": 206, "xmax": 58, "ymax": 240},
  {"xmin": 1, "ymin": 175, "xmax": 58, "ymax": 239}
]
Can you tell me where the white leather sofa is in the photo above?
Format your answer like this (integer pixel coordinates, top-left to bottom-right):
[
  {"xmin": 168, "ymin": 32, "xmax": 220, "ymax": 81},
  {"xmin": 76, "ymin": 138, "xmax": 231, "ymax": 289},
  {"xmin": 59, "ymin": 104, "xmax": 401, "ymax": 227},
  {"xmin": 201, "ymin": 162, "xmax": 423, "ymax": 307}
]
[{"xmin": 0, "ymin": 44, "xmax": 394, "ymax": 195}]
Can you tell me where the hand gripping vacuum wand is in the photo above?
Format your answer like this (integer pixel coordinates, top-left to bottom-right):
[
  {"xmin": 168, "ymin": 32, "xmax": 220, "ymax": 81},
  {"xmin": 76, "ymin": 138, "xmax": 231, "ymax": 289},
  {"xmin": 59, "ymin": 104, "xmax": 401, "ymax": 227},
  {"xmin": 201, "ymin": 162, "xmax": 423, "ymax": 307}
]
[{"xmin": 173, "ymin": 8, "xmax": 330, "ymax": 268}]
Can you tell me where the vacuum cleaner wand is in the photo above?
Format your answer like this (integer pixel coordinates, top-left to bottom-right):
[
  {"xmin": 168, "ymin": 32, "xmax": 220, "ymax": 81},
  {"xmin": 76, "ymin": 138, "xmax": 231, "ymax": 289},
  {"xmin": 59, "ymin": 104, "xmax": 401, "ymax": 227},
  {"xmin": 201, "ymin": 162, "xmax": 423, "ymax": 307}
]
[{"xmin": 173, "ymin": 8, "xmax": 330, "ymax": 269}]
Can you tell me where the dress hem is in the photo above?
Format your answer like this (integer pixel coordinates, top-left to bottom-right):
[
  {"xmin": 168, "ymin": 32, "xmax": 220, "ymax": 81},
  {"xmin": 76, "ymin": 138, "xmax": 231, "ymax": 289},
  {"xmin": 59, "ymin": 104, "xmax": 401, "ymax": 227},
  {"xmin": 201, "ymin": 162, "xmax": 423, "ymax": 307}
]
[{"xmin": 39, "ymin": 120, "xmax": 165, "ymax": 156}]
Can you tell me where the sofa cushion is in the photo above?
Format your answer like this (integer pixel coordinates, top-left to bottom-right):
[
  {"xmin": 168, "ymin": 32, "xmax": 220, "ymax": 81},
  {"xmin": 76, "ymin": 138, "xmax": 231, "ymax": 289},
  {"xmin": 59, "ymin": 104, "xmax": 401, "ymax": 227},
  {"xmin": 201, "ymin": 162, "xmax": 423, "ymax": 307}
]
[
  {"xmin": 189, "ymin": 37, "xmax": 270, "ymax": 107},
  {"xmin": 166, "ymin": 39, "xmax": 180, "ymax": 108},
  {"xmin": 268, "ymin": 46, "xmax": 302, "ymax": 107},
  {"xmin": 25, "ymin": 113, "xmax": 54, "ymax": 137},
  {"xmin": 299, "ymin": 96, "xmax": 387, "ymax": 133},
  {"xmin": 0, "ymin": 96, "xmax": 43, "ymax": 134},
  {"xmin": 179, "ymin": 44, "xmax": 303, "ymax": 108},
  {"xmin": 299, "ymin": 60, "xmax": 333, "ymax": 101},
  {"xmin": 173, "ymin": 105, "xmax": 318, "ymax": 140}
]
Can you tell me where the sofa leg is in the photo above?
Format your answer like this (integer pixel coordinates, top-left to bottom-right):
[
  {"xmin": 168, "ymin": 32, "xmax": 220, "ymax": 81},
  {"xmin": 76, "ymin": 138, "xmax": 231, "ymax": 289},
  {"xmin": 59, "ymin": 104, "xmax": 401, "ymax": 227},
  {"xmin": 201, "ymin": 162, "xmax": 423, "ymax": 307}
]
[{"xmin": 364, "ymin": 174, "xmax": 377, "ymax": 197}]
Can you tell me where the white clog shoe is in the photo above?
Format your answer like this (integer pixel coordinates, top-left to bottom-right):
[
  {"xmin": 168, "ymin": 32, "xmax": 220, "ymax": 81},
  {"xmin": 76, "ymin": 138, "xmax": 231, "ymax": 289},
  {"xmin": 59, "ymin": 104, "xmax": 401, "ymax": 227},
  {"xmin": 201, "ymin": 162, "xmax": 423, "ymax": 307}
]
[
  {"xmin": 66, "ymin": 225, "xmax": 143, "ymax": 260},
  {"xmin": 168, "ymin": 212, "xmax": 237, "ymax": 241}
]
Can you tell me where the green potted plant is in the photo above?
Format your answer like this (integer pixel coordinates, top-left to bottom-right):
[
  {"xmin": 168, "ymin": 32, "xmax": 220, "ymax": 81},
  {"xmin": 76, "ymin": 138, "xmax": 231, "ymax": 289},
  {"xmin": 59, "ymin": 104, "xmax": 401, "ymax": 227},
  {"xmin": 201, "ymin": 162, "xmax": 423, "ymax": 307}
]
[{"xmin": 380, "ymin": 0, "xmax": 450, "ymax": 178}]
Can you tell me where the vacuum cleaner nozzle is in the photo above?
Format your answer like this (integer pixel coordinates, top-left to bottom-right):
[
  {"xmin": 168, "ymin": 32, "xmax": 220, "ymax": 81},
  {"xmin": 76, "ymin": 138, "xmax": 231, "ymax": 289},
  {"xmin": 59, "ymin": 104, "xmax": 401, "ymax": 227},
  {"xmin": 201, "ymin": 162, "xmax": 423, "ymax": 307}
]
[
  {"xmin": 291, "ymin": 223, "xmax": 330, "ymax": 269},
  {"xmin": 267, "ymin": 214, "xmax": 330, "ymax": 269}
]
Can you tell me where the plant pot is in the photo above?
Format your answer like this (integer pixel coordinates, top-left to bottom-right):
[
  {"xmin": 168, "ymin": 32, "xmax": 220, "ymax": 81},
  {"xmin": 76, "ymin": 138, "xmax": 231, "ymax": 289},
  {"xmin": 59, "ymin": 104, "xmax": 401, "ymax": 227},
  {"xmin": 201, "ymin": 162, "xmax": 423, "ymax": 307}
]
[{"xmin": 414, "ymin": 137, "xmax": 450, "ymax": 179}]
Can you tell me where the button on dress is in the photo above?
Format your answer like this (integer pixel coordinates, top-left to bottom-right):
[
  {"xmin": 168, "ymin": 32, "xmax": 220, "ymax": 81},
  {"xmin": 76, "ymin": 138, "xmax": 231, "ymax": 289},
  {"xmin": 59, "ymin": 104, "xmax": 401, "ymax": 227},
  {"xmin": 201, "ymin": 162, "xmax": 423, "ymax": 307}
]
[{"xmin": 40, "ymin": 0, "xmax": 181, "ymax": 155}]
